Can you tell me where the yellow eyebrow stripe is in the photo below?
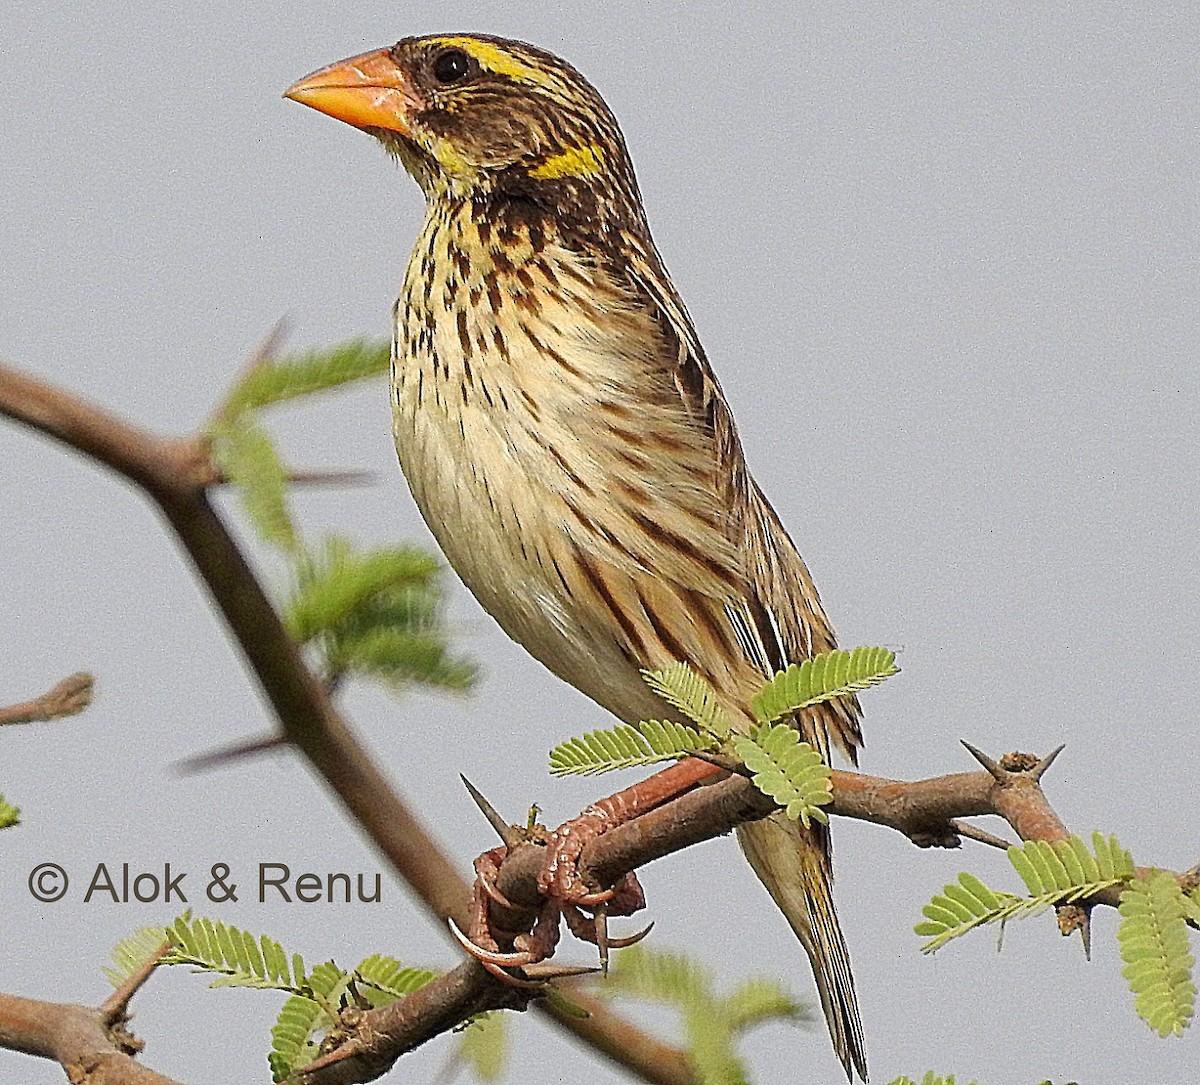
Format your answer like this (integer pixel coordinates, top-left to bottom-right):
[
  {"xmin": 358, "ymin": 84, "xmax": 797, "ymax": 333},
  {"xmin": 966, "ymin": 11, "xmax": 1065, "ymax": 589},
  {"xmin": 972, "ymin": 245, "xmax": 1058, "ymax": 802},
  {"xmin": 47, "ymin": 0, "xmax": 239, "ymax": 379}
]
[
  {"xmin": 529, "ymin": 144, "xmax": 605, "ymax": 180},
  {"xmin": 432, "ymin": 36, "xmax": 549, "ymax": 87}
]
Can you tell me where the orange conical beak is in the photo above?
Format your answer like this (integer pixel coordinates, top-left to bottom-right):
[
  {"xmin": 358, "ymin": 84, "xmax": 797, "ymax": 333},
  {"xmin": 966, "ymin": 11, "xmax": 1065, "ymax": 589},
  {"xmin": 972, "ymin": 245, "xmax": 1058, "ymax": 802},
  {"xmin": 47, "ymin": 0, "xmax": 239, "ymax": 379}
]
[{"xmin": 285, "ymin": 47, "xmax": 415, "ymax": 135}]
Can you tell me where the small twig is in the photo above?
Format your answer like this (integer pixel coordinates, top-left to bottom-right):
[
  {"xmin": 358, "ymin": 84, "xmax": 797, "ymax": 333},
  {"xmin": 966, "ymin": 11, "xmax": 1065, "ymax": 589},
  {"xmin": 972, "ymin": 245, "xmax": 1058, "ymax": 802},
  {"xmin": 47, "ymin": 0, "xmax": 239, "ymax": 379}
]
[
  {"xmin": 100, "ymin": 941, "xmax": 172, "ymax": 1024},
  {"xmin": 286, "ymin": 467, "xmax": 377, "ymax": 487},
  {"xmin": 209, "ymin": 466, "xmax": 377, "ymax": 488},
  {"xmin": 0, "ymin": 672, "xmax": 93, "ymax": 726}
]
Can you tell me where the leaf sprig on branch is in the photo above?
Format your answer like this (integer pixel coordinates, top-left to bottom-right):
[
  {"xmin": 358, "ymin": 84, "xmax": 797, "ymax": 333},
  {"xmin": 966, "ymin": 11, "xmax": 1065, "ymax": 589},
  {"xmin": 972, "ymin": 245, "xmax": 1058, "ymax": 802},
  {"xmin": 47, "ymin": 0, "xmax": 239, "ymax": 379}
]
[
  {"xmin": 916, "ymin": 833, "xmax": 1198, "ymax": 1038},
  {"xmin": 202, "ymin": 337, "xmax": 472, "ymax": 699},
  {"xmin": 917, "ymin": 833, "xmax": 1134, "ymax": 953},
  {"xmin": 548, "ymin": 648, "xmax": 898, "ymax": 826},
  {"xmin": 106, "ymin": 915, "xmax": 444, "ymax": 1083},
  {"xmin": 1119, "ymin": 871, "xmax": 1197, "ymax": 1037}
]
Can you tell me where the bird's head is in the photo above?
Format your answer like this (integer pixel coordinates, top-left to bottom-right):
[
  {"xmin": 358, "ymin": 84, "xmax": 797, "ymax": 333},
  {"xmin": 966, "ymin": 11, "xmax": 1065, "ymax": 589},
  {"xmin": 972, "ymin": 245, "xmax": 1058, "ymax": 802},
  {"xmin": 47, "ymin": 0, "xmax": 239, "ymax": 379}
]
[{"xmin": 286, "ymin": 34, "xmax": 644, "ymax": 230}]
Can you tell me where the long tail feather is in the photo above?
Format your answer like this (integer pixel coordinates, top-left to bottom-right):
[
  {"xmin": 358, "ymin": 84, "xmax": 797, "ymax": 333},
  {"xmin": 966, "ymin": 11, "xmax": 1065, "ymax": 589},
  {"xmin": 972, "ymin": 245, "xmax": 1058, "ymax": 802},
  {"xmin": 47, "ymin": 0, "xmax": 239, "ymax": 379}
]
[{"xmin": 737, "ymin": 813, "xmax": 867, "ymax": 1081}]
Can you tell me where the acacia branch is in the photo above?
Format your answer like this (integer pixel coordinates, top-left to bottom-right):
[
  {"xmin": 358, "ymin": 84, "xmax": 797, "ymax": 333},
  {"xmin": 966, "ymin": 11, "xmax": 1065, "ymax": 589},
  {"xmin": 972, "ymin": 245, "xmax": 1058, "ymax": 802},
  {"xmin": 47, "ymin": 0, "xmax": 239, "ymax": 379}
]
[
  {"xmin": 296, "ymin": 741, "xmax": 1164, "ymax": 1078},
  {"xmin": 0, "ymin": 992, "xmax": 182, "ymax": 1085},
  {"xmin": 0, "ymin": 358, "xmax": 690, "ymax": 1085}
]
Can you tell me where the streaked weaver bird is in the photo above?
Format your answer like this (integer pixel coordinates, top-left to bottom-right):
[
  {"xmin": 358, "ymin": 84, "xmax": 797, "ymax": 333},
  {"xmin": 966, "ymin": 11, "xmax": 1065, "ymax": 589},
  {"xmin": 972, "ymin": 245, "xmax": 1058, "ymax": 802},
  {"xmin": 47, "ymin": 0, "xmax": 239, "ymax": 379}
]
[{"xmin": 287, "ymin": 34, "xmax": 868, "ymax": 1080}]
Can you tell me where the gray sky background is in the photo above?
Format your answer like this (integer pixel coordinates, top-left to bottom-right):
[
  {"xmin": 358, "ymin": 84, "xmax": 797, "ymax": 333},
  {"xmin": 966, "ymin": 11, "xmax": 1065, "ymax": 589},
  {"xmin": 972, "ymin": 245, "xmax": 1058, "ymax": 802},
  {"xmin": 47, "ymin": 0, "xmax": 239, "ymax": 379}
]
[{"xmin": 3, "ymin": 3, "xmax": 1197, "ymax": 1083}]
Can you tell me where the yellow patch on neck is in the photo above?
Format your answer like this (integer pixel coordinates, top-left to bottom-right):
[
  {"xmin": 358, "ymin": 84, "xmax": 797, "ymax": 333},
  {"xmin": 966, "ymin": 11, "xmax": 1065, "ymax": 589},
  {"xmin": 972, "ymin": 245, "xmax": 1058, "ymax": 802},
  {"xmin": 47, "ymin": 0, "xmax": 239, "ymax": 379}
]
[
  {"xmin": 429, "ymin": 135, "xmax": 470, "ymax": 176},
  {"xmin": 529, "ymin": 144, "xmax": 605, "ymax": 180},
  {"xmin": 430, "ymin": 36, "xmax": 549, "ymax": 87}
]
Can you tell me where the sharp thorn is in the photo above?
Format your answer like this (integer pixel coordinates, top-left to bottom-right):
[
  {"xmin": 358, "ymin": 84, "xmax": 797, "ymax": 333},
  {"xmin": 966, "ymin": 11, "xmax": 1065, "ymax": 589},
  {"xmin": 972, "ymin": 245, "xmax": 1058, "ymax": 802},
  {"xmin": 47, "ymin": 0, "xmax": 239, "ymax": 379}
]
[
  {"xmin": 175, "ymin": 734, "xmax": 289, "ymax": 773},
  {"xmin": 1028, "ymin": 743, "xmax": 1066, "ymax": 781},
  {"xmin": 286, "ymin": 468, "xmax": 377, "ymax": 487},
  {"xmin": 252, "ymin": 317, "xmax": 290, "ymax": 367},
  {"xmin": 961, "ymin": 740, "xmax": 1006, "ymax": 781},
  {"xmin": 460, "ymin": 775, "xmax": 523, "ymax": 848},
  {"xmin": 948, "ymin": 819, "xmax": 1013, "ymax": 850},
  {"xmin": 522, "ymin": 962, "xmax": 602, "ymax": 980},
  {"xmin": 1080, "ymin": 909, "xmax": 1092, "ymax": 960}
]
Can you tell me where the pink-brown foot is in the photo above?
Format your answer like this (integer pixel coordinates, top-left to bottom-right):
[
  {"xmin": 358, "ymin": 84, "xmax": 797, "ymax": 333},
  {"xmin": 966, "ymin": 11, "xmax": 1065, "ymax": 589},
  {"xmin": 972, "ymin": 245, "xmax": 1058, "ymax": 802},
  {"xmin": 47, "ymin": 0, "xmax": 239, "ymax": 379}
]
[
  {"xmin": 454, "ymin": 760, "xmax": 723, "ymax": 981},
  {"xmin": 450, "ymin": 847, "xmax": 560, "ymax": 987}
]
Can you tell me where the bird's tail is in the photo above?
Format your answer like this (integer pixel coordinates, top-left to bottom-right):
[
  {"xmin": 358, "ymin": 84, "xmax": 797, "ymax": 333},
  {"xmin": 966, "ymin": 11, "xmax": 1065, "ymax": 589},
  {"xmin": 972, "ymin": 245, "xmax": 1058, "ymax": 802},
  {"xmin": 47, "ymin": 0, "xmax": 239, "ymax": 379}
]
[{"xmin": 736, "ymin": 813, "xmax": 867, "ymax": 1081}]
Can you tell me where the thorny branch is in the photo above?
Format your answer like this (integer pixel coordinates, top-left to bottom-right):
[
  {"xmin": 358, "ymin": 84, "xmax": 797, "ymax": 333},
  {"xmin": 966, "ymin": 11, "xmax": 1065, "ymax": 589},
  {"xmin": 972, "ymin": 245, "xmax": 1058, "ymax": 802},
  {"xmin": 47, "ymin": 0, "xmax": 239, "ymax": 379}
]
[
  {"xmin": 1, "ymin": 357, "xmax": 1187, "ymax": 1084},
  {"xmin": 0, "ymin": 356, "xmax": 692, "ymax": 1085}
]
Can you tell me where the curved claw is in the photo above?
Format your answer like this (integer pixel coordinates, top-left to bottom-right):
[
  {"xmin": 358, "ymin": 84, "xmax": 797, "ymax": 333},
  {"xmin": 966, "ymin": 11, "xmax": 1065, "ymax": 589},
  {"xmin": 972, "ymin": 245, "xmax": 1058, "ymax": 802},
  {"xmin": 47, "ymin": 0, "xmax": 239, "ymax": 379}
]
[
  {"xmin": 448, "ymin": 918, "xmax": 537, "ymax": 967},
  {"xmin": 478, "ymin": 872, "xmax": 523, "ymax": 912},
  {"xmin": 571, "ymin": 886, "xmax": 616, "ymax": 908},
  {"xmin": 606, "ymin": 920, "xmax": 655, "ymax": 950}
]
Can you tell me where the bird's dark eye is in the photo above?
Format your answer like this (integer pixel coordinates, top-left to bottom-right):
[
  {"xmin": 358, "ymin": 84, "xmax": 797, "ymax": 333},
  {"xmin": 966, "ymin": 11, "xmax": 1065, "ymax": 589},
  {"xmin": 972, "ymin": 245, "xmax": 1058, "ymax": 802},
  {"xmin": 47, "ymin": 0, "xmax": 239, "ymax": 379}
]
[{"xmin": 433, "ymin": 48, "xmax": 472, "ymax": 85}]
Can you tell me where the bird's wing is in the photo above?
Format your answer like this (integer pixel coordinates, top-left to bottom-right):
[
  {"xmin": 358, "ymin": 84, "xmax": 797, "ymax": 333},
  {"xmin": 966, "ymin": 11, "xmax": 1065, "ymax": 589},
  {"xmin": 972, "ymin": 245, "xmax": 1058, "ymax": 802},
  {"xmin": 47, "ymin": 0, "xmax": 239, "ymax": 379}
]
[{"xmin": 620, "ymin": 242, "xmax": 862, "ymax": 761}]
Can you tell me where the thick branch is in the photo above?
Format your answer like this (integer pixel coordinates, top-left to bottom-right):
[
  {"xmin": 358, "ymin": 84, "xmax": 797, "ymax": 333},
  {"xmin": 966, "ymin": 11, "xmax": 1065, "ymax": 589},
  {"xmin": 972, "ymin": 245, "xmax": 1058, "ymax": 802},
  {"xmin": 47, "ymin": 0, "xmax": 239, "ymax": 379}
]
[
  {"xmin": 492, "ymin": 757, "xmax": 1142, "ymax": 925},
  {"xmin": 304, "ymin": 752, "xmax": 1107, "ymax": 1077},
  {"xmin": 0, "ymin": 993, "xmax": 182, "ymax": 1084}
]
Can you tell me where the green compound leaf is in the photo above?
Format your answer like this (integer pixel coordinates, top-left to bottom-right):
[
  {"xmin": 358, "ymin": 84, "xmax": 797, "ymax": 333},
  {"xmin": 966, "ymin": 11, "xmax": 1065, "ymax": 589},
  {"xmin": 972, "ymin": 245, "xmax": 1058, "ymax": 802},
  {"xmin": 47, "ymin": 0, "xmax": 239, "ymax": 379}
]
[
  {"xmin": 1009, "ymin": 834, "xmax": 1133, "ymax": 896},
  {"xmin": 1118, "ymin": 870, "xmax": 1196, "ymax": 1037},
  {"xmin": 285, "ymin": 543, "xmax": 440, "ymax": 643},
  {"xmin": 641, "ymin": 662, "xmax": 731, "ymax": 738},
  {"xmin": 0, "ymin": 795, "xmax": 19, "ymax": 829},
  {"xmin": 722, "ymin": 976, "xmax": 807, "ymax": 1032},
  {"xmin": 733, "ymin": 724, "xmax": 832, "ymax": 826},
  {"xmin": 915, "ymin": 873, "xmax": 1024, "ymax": 952},
  {"xmin": 751, "ymin": 646, "xmax": 898, "ymax": 725},
  {"xmin": 353, "ymin": 954, "xmax": 437, "ymax": 1005},
  {"xmin": 268, "ymin": 961, "xmax": 347, "ymax": 1083},
  {"xmin": 269, "ymin": 995, "xmax": 324, "ymax": 1083},
  {"xmin": 288, "ymin": 536, "xmax": 474, "ymax": 694},
  {"xmin": 165, "ymin": 914, "xmax": 307, "ymax": 992},
  {"xmin": 886, "ymin": 1076, "xmax": 981, "ymax": 1085},
  {"xmin": 917, "ymin": 836, "xmax": 1134, "ymax": 953},
  {"xmin": 601, "ymin": 943, "xmax": 713, "ymax": 1007},
  {"xmin": 456, "ymin": 1011, "xmax": 508, "ymax": 1082},
  {"xmin": 550, "ymin": 720, "xmax": 717, "ymax": 777},
  {"xmin": 209, "ymin": 416, "xmax": 297, "ymax": 551},
  {"xmin": 597, "ymin": 945, "xmax": 803, "ymax": 1085},
  {"xmin": 103, "ymin": 923, "xmax": 171, "ymax": 988},
  {"xmin": 222, "ymin": 337, "xmax": 391, "ymax": 417}
]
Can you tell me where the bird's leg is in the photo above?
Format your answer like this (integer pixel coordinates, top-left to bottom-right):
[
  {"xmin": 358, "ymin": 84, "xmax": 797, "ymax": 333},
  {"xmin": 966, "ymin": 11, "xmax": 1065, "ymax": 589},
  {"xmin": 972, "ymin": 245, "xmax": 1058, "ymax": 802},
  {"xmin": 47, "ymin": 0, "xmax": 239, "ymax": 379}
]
[
  {"xmin": 534, "ymin": 758, "xmax": 718, "ymax": 963},
  {"xmin": 540, "ymin": 757, "xmax": 723, "ymax": 903},
  {"xmin": 456, "ymin": 759, "xmax": 719, "ymax": 979},
  {"xmin": 530, "ymin": 756, "xmax": 723, "ymax": 963}
]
